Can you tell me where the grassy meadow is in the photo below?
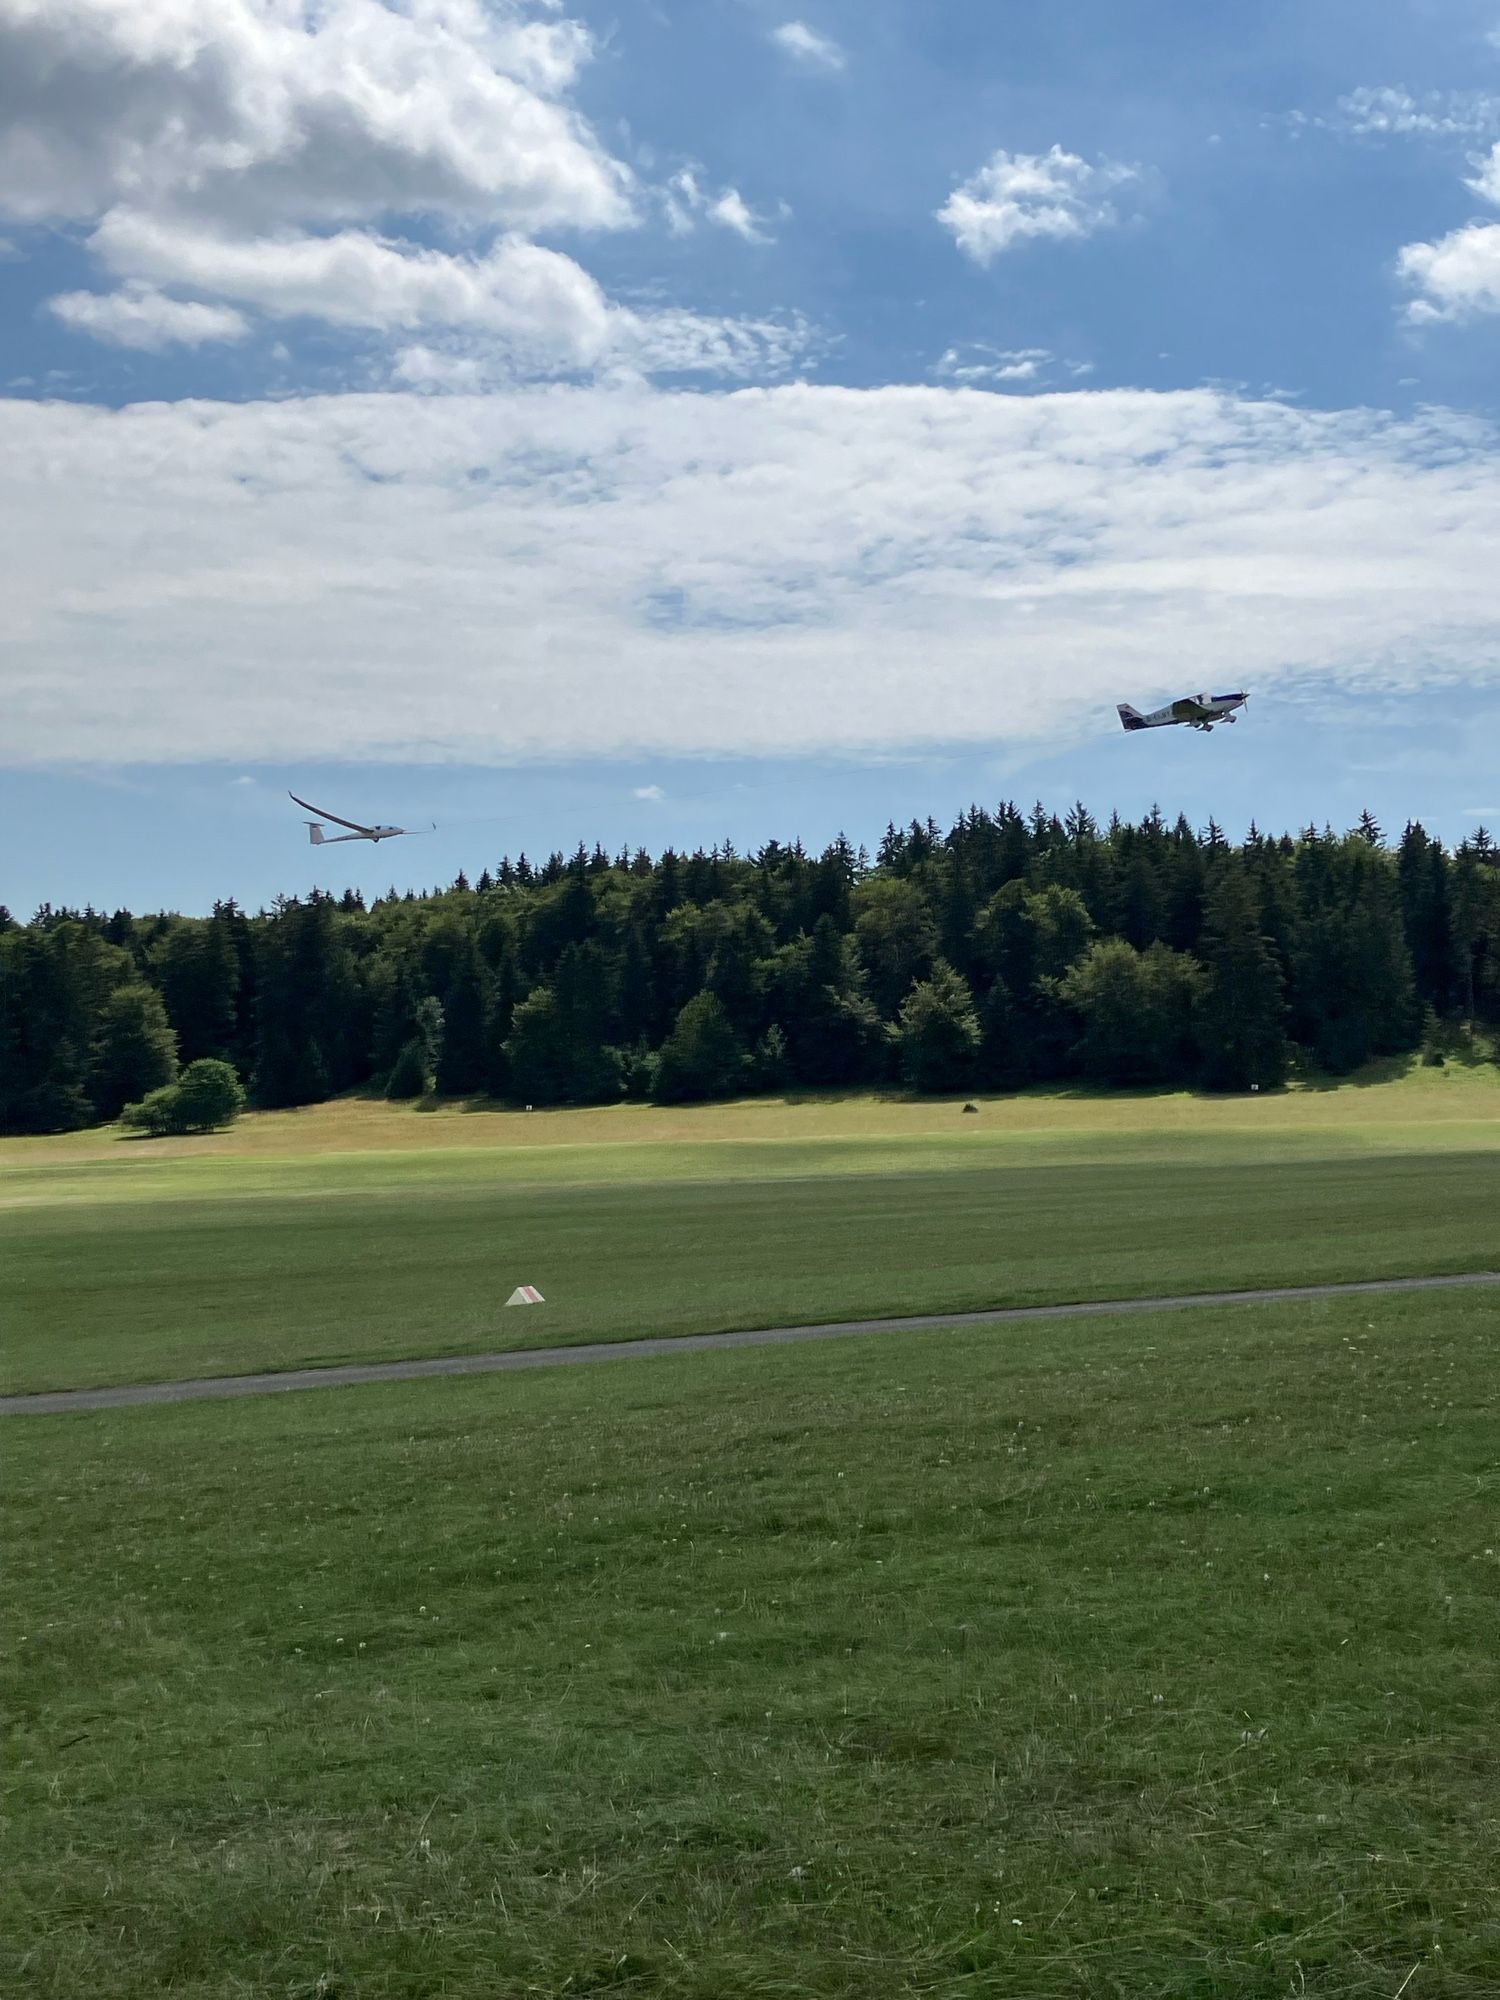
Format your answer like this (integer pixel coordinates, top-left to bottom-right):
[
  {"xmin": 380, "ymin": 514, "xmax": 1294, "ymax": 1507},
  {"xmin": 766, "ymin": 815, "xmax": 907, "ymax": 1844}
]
[
  {"xmin": 7, "ymin": 1286, "xmax": 1500, "ymax": 1998},
  {"xmin": 2, "ymin": 1067, "xmax": 1498, "ymax": 1395}
]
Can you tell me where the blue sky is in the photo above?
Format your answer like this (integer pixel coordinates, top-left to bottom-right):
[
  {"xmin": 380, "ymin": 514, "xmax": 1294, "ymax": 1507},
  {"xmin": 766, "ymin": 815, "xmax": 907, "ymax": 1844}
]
[{"xmin": 3, "ymin": 0, "xmax": 1500, "ymax": 915}]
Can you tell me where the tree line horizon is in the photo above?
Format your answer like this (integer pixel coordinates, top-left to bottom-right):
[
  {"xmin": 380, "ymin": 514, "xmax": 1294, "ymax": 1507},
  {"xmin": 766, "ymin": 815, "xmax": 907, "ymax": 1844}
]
[{"xmin": 2, "ymin": 802, "xmax": 1497, "ymax": 1135}]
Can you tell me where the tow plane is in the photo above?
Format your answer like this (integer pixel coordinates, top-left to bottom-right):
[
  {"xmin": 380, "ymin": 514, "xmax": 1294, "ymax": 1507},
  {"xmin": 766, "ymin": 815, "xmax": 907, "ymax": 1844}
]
[
  {"xmin": 288, "ymin": 792, "xmax": 432, "ymax": 845},
  {"xmin": 1117, "ymin": 691, "xmax": 1248, "ymax": 734}
]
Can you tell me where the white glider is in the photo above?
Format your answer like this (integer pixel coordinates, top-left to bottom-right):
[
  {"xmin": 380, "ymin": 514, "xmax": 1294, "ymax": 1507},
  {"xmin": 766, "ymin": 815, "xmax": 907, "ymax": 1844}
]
[
  {"xmin": 1118, "ymin": 691, "xmax": 1248, "ymax": 734},
  {"xmin": 288, "ymin": 792, "xmax": 432, "ymax": 844}
]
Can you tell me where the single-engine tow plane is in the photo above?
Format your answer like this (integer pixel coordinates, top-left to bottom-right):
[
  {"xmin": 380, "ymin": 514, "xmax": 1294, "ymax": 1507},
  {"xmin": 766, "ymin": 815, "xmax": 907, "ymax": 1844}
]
[
  {"xmin": 288, "ymin": 793, "xmax": 432, "ymax": 844},
  {"xmin": 1118, "ymin": 691, "xmax": 1248, "ymax": 733}
]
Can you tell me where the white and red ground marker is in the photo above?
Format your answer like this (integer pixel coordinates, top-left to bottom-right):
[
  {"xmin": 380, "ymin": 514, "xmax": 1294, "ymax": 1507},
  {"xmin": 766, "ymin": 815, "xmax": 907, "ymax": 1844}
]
[{"xmin": 505, "ymin": 1285, "xmax": 545, "ymax": 1306}]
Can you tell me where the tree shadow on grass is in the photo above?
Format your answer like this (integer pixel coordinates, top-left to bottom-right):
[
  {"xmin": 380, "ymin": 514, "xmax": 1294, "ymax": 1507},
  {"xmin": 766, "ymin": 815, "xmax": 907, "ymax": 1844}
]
[{"xmin": 1292, "ymin": 1055, "xmax": 1416, "ymax": 1093}]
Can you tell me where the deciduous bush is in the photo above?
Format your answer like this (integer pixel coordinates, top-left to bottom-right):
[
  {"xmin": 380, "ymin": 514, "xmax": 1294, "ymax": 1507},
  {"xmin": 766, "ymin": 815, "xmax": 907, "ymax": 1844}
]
[
  {"xmin": 122, "ymin": 1059, "xmax": 245, "ymax": 1137},
  {"xmin": 896, "ymin": 961, "xmax": 980, "ymax": 1093}
]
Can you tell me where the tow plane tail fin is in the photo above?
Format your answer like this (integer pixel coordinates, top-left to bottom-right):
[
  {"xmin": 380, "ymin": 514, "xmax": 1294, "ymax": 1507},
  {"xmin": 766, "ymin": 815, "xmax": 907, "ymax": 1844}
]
[{"xmin": 1117, "ymin": 703, "xmax": 1147, "ymax": 732}]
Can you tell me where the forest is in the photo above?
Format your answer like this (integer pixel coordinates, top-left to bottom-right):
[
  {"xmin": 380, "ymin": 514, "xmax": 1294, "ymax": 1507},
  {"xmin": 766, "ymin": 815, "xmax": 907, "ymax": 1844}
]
[{"xmin": 2, "ymin": 803, "xmax": 1498, "ymax": 1135}]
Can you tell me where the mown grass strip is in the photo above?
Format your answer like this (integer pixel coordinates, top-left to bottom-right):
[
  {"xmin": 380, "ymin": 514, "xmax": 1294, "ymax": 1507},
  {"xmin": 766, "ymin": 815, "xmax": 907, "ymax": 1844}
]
[
  {"xmin": 5, "ymin": 1145, "xmax": 1499, "ymax": 1393},
  {"xmin": 6, "ymin": 1288, "xmax": 1500, "ymax": 1997},
  {"xmin": 6, "ymin": 1271, "xmax": 1500, "ymax": 1416}
]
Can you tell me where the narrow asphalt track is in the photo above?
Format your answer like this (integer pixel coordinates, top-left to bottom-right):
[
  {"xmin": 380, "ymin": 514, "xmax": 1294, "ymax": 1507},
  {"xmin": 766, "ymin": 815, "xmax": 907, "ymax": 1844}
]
[{"xmin": 4, "ymin": 1271, "xmax": 1498, "ymax": 1418}]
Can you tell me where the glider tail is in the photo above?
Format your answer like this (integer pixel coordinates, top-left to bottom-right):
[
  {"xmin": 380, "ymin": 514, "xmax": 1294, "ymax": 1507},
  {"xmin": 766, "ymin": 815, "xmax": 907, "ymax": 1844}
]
[
  {"xmin": 306, "ymin": 822, "xmax": 326, "ymax": 846},
  {"xmin": 1117, "ymin": 703, "xmax": 1147, "ymax": 732}
]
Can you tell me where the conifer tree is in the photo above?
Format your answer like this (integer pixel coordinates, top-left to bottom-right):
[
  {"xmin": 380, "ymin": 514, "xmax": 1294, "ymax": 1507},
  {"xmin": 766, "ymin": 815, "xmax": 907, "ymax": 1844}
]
[
  {"xmin": 976, "ymin": 977, "xmax": 1030, "ymax": 1089},
  {"xmin": 1197, "ymin": 865, "xmax": 1289, "ymax": 1090},
  {"xmin": 91, "ymin": 982, "xmax": 179, "ymax": 1120},
  {"xmin": 291, "ymin": 1038, "xmax": 331, "ymax": 1106},
  {"xmin": 433, "ymin": 935, "xmax": 490, "ymax": 1095},
  {"xmin": 482, "ymin": 943, "xmax": 524, "ymax": 1097},
  {"xmin": 155, "ymin": 918, "xmax": 239, "ymax": 1066},
  {"xmin": 1397, "ymin": 823, "xmax": 1456, "ymax": 1017}
]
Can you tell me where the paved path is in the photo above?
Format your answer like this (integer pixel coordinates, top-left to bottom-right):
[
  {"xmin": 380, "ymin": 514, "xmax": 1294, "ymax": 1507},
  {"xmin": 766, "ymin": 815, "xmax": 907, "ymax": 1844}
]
[{"xmin": 5, "ymin": 1271, "xmax": 1498, "ymax": 1418}]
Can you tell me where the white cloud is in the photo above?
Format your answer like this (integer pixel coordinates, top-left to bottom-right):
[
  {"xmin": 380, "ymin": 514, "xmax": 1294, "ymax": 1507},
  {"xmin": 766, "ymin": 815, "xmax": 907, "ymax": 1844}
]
[
  {"xmin": 68, "ymin": 204, "xmax": 804, "ymax": 378},
  {"xmin": 0, "ymin": 0, "xmax": 629, "ymax": 232},
  {"xmin": 708, "ymin": 188, "xmax": 771, "ymax": 244},
  {"xmin": 771, "ymin": 22, "xmax": 845, "ymax": 73},
  {"xmin": 1396, "ymin": 137, "xmax": 1500, "ymax": 324},
  {"xmin": 1399, "ymin": 221, "xmax": 1500, "ymax": 321},
  {"xmin": 1466, "ymin": 142, "xmax": 1500, "ymax": 204},
  {"xmin": 6, "ymin": 384, "xmax": 1500, "ymax": 767},
  {"xmin": 664, "ymin": 168, "xmax": 775, "ymax": 243},
  {"xmin": 611, "ymin": 308, "xmax": 812, "ymax": 379},
  {"xmin": 48, "ymin": 283, "xmax": 250, "ymax": 349},
  {"xmin": 938, "ymin": 147, "xmax": 1140, "ymax": 265},
  {"xmin": 633, "ymin": 783, "xmax": 666, "ymax": 802},
  {"xmin": 0, "ymin": 0, "xmax": 803, "ymax": 379},
  {"xmin": 663, "ymin": 169, "xmax": 704, "ymax": 237},
  {"xmin": 390, "ymin": 344, "xmax": 491, "ymax": 393},
  {"xmin": 933, "ymin": 345, "xmax": 1054, "ymax": 386},
  {"xmin": 389, "ymin": 302, "xmax": 814, "ymax": 388},
  {"xmin": 1329, "ymin": 87, "xmax": 1500, "ymax": 139},
  {"xmin": 92, "ymin": 209, "xmax": 615, "ymax": 358}
]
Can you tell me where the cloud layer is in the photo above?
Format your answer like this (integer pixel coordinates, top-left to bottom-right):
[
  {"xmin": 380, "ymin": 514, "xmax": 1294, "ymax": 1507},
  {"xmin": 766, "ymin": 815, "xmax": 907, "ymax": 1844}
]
[
  {"xmin": 5, "ymin": 384, "xmax": 1500, "ymax": 767},
  {"xmin": 938, "ymin": 147, "xmax": 1140, "ymax": 264}
]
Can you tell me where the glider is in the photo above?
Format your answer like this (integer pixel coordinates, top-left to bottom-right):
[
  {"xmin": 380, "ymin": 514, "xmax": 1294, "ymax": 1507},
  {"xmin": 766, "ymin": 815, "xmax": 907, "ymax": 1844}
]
[
  {"xmin": 288, "ymin": 792, "xmax": 431, "ymax": 844},
  {"xmin": 1118, "ymin": 691, "xmax": 1248, "ymax": 734}
]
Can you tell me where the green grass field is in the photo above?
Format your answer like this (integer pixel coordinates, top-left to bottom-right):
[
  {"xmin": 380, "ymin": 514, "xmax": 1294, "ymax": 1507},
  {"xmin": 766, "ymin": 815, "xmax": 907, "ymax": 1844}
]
[
  {"xmin": 7, "ymin": 1287, "xmax": 1500, "ymax": 1998},
  {"xmin": 2, "ymin": 1071, "xmax": 1498, "ymax": 1394}
]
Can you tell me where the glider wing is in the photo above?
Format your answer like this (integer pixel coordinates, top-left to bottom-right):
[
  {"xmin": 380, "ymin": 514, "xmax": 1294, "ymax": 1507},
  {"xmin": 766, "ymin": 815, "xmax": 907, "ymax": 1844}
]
[{"xmin": 288, "ymin": 792, "xmax": 377, "ymax": 836}]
